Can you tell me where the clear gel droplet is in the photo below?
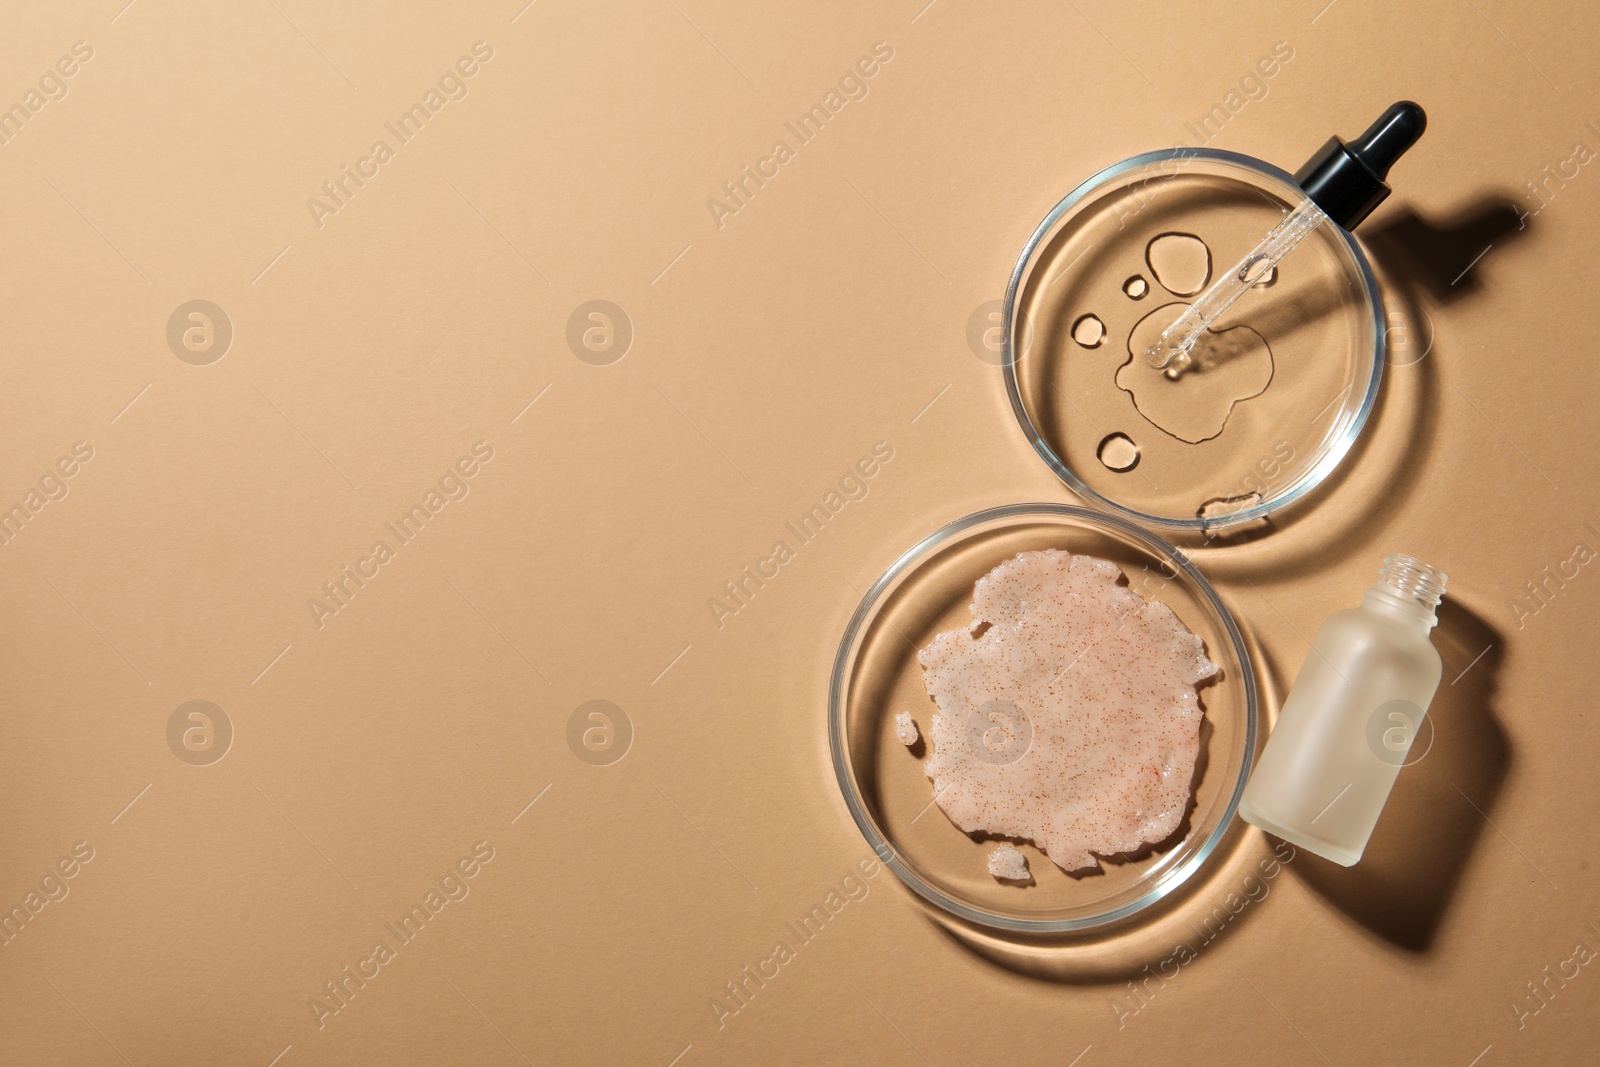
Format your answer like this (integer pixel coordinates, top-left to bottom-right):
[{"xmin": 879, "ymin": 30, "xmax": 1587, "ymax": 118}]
[
  {"xmin": 1097, "ymin": 432, "xmax": 1140, "ymax": 471},
  {"xmin": 1146, "ymin": 233, "xmax": 1212, "ymax": 296},
  {"xmin": 1072, "ymin": 314, "xmax": 1106, "ymax": 348}
]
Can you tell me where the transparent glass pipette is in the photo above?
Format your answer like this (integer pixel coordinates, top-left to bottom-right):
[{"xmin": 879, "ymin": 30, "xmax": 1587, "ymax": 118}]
[
  {"xmin": 1143, "ymin": 101, "xmax": 1427, "ymax": 372},
  {"xmin": 1143, "ymin": 199, "xmax": 1328, "ymax": 370}
]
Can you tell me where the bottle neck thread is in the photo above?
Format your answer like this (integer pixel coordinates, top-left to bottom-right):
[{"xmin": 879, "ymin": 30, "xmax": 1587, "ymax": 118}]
[{"xmin": 1376, "ymin": 554, "xmax": 1447, "ymax": 612}]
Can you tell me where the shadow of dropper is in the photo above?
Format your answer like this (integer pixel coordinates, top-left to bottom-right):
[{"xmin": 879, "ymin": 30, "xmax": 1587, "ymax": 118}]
[
  {"xmin": 1196, "ymin": 185, "xmax": 1535, "ymax": 568},
  {"xmin": 1362, "ymin": 200, "xmax": 1528, "ymax": 304}
]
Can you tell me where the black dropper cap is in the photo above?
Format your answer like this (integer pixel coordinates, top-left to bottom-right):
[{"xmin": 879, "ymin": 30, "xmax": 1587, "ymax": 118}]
[{"xmin": 1293, "ymin": 101, "xmax": 1427, "ymax": 230}]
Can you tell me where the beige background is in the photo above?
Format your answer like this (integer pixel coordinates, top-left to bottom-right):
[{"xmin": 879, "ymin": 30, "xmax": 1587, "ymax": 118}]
[{"xmin": 1, "ymin": 0, "xmax": 1596, "ymax": 1064}]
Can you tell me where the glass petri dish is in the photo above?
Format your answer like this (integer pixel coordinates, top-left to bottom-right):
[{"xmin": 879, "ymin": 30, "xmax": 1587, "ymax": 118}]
[
  {"xmin": 829, "ymin": 504, "xmax": 1258, "ymax": 933},
  {"xmin": 1002, "ymin": 149, "xmax": 1384, "ymax": 531}
]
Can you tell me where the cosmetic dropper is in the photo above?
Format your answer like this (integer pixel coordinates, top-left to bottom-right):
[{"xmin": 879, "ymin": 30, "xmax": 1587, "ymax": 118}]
[{"xmin": 1143, "ymin": 101, "xmax": 1427, "ymax": 372}]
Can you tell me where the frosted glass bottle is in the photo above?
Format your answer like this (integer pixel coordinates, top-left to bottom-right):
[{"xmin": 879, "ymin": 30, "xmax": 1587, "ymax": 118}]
[{"xmin": 1238, "ymin": 555, "xmax": 1446, "ymax": 866}]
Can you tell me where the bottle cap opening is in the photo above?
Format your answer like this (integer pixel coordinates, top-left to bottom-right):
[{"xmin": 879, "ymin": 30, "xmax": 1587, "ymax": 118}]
[{"xmin": 1379, "ymin": 553, "xmax": 1447, "ymax": 610}]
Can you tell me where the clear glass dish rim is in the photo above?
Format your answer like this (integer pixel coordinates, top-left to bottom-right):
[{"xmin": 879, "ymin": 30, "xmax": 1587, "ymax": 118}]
[
  {"xmin": 827, "ymin": 502, "xmax": 1260, "ymax": 934},
  {"xmin": 1000, "ymin": 147, "xmax": 1386, "ymax": 531}
]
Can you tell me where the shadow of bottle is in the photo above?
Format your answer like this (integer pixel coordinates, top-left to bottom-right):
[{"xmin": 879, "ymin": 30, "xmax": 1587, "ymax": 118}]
[{"xmin": 1281, "ymin": 598, "xmax": 1510, "ymax": 951}]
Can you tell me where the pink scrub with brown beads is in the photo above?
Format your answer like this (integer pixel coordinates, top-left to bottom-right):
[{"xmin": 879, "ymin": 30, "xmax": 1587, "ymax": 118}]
[{"xmin": 918, "ymin": 550, "xmax": 1218, "ymax": 873}]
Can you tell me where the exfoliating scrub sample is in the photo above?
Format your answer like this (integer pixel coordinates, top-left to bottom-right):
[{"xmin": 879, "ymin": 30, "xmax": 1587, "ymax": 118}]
[{"xmin": 908, "ymin": 550, "xmax": 1217, "ymax": 879}]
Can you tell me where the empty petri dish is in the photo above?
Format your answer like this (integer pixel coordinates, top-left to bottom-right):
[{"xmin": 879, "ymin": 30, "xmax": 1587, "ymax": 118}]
[
  {"xmin": 1000, "ymin": 149, "xmax": 1384, "ymax": 531},
  {"xmin": 829, "ymin": 504, "xmax": 1258, "ymax": 933}
]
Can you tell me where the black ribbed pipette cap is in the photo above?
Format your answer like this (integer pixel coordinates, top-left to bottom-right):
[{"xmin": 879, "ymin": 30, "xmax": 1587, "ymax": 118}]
[{"xmin": 1293, "ymin": 101, "xmax": 1426, "ymax": 230}]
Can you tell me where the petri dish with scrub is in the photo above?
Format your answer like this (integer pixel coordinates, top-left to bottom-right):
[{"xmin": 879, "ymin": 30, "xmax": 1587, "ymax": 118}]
[{"xmin": 828, "ymin": 505, "xmax": 1258, "ymax": 934}]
